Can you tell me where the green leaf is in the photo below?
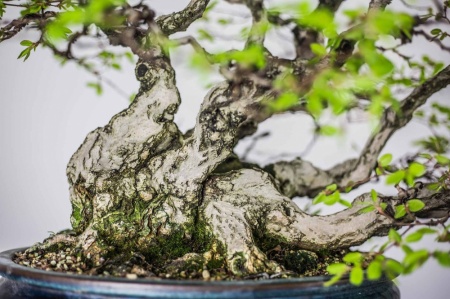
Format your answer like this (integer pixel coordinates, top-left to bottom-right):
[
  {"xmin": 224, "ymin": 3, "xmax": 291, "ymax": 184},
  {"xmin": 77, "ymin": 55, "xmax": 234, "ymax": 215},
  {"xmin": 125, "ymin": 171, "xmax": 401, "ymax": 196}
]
[
  {"xmin": 323, "ymin": 191, "xmax": 340, "ymax": 205},
  {"xmin": 326, "ymin": 184, "xmax": 337, "ymax": 191},
  {"xmin": 338, "ymin": 199, "xmax": 352, "ymax": 207},
  {"xmin": 327, "ymin": 263, "xmax": 347, "ymax": 275},
  {"xmin": 408, "ymin": 162, "xmax": 426, "ymax": 177},
  {"xmin": 405, "ymin": 232, "xmax": 423, "ymax": 243},
  {"xmin": 320, "ymin": 125, "xmax": 340, "ymax": 136},
  {"xmin": 405, "ymin": 228, "xmax": 435, "ymax": 243},
  {"xmin": 350, "ymin": 266, "xmax": 364, "ymax": 286},
  {"xmin": 379, "ymin": 154, "xmax": 393, "ymax": 167},
  {"xmin": 371, "ymin": 189, "xmax": 378, "ymax": 202},
  {"xmin": 0, "ymin": 0, "xmax": 5, "ymax": 18},
  {"xmin": 431, "ymin": 28, "xmax": 442, "ymax": 35},
  {"xmin": 17, "ymin": 48, "xmax": 31, "ymax": 61},
  {"xmin": 87, "ymin": 82, "xmax": 103, "ymax": 95},
  {"xmin": 268, "ymin": 92, "xmax": 299, "ymax": 112},
  {"xmin": 367, "ymin": 260, "xmax": 382, "ymax": 280},
  {"xmin": 310, "ymin": 43, "xmax": 327, "ymax": 57},
  {"xmin": 313, "ymin": 193, "xmax": 326, "ymax": 205},
  {"xmin": 402, "ymin": 244, "xmax": 413, "ymax": 254},
  {"xmin": 394, "ymin": 205, "xmax": 406, "ymax": 219},
  {"xmin": 198, "ymin": 29, "xmax": 214, "ymax": 42},
  {"xmin": 324, "ymin": 274, "xmax": 343, "ymax": 287},
  {"xmin": 385, "ymin": 259, "xmax": 404, "ymax": 277},
  {"xmin": 359, "ymin": 204, "xmax": 376, "ymax": 214},
  {"xmin": 436, "ymin": 155, "xmax": 450, "ymax": 165},
  {"xmin": 434, "ymin": 251, "xmax": 450, "ymax": 267},
  {"xmin": 111, "ymin": 63, "xmax": 121, "ymax": 70},
  {"xmin": 407, "ymin": 199, "xmax": 425, "ymax": 212},
  {"xmin": 386, "ymin": 170, "xmax": 405, "ymax": 185},
  {"xmin": 343, "ymin": 252, "xmax": 363, "ymax": 264},
  {"xmin": 20, "ymin": 40, "xmax": 33, "ymax": 47},
  {"xmin": 404, "ymin": 250, "xmax": 429, "ymax": 273},
  {"xmin": 389, "ymin": 229, "xmax": 402, "ymax": 243}
]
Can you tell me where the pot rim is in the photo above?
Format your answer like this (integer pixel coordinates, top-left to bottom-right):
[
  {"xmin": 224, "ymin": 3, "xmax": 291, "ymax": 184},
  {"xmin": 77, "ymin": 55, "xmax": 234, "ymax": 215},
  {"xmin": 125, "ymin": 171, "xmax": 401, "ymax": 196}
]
[{"xmin": 0, "ymin": 247, "xmax": 393, "ymax": 298}]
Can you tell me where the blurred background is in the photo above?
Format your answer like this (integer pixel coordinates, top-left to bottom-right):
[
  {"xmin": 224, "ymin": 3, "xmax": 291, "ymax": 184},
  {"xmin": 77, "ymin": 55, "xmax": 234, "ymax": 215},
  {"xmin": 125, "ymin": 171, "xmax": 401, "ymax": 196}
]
[{"xmin": 1, "ymin": 0, "xmax": 450, "ymax": 298}]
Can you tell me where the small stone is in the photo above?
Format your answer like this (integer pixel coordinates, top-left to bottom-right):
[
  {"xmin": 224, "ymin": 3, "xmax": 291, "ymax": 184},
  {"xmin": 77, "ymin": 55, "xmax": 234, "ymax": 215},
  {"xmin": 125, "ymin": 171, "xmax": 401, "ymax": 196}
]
[
  {"xmin": 202, "ymin": 269, "xmax": 210, "ymax": 280},
  {"xmin": 126, "ymin": 274, "xmax": 138, "ymax": 279},
  {"xmin": 50, "ymin": 260, "xmax": 56, "ymax": 266}
]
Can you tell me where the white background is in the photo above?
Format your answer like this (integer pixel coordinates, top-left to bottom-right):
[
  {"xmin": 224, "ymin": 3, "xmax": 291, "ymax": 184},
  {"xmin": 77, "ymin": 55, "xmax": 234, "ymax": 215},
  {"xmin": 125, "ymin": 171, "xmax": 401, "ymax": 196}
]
[{"xmin": 1, "ymin": 0, "xmax": 450, "ymax": 298}]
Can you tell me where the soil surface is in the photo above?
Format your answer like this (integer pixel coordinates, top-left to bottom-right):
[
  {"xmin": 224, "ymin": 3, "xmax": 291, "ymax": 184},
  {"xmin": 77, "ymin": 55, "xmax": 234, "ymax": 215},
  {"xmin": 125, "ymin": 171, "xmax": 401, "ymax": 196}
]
[{"xmin": 13, "ymin": 242, "xmax": 349, "ymax": 281}]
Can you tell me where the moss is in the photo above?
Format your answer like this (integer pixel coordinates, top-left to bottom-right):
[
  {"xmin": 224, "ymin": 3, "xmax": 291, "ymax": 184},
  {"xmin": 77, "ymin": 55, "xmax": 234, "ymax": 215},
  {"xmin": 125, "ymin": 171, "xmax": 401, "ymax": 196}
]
[
  {"xmin": 70, "ymin": 202, "xmax": 83, "ymax": 229},
  {"xmin": 282, "ymin": 250, "xmax": 318, "ymax": 274},
  {"xmin": 232, "ymin": 252, "xmax": 246, "ymax": 273},
  {"xmin": 143, "ymin": 228, "xmax": 191, "ymax": 268}
]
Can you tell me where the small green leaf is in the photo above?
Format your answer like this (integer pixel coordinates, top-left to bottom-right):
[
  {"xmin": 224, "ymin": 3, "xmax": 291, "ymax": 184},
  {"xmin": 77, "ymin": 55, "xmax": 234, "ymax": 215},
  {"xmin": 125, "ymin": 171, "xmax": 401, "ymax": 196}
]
[
  {"xmin": 371, "ymin": 189, "xmax": 377, "ymax": 202},
  {"xmin": 385, "ymin": 259, "xmax": 404, "ymax": 277},
  {"xmin": 434, "ymin": 251, "xmax": 450, "ymax": 267},
  {"xmin": 436, "ymin": 155, "xmax": 450, "ymax": 165},
  {"xmin": 320, "ymin": 125, "xmax": 340, "ymax": 136},
  {"xmin": 111, "ymin": 63, "xmax": 121, "ymax": 70},
  {"xmin": 338, "ymin": 199, "xmax": 352, "ymax": 207},
  {"xmin": 379, "ymin": 153, "xmax": 393, "ymax": 167},
  {"xmin": 402, "ymin": 244, "xmax": 413, "ymax": 254},
  {"xmin": 313, "ymin": 193, "xmax": 326, "ymax": 205},
  {"xmin": 407, "ymin": 199, "xmax": 425, "ymax": 212},
  {"xmin": 408, "ymin": 162, "xmax": 426, "ymax": 177},
  {"xmin": 20, "ymin": 40, "xmax": 33, "ymax": 47},
  {"xmin": 343, "ymin": 252, "xmax": 363, "ymax": 264},
  {"xmin": 431, "ymin": 28, "xmax": 442, "ymax": 35},
  {"xmin": 386, "ymin": 170, "xmax": 405, "ymax": 185},
  {"xmin": 350, "ymin": 266, "xmax": 364, "ymax": 286},
  {"xmin": 359, "ymin": 204, "xmax": 376, "ymax": 214},
  {"xmin": 394, "ymin": 205, "xmax": 406, "ymax": 219},
  {"xmin": 367, "ymin": 260, "xmax": 382, "ymax": 280},
  {"xmin": 198, "ymin": 29, "xmax": 214, "ymax": 41},
  {"xmin": 17, "ymin": 47, "xmax": 32, "ymax": 61},
  {"xmin": 324, "ymin": 274, "xmax": 343, "ymax": 287},
  {"xmin": 268, "ymin": 92, "xmax": 299, "ymax": 111},
  {"xmin": 327, "ymin": 263, "xmax": 347, "ymax": 275},
  {"xmin": 323, "ymin": 191, "xmax": 340, "ymax": 205},
  {"xmin": 405, "ymin": 232, "xmax": 423, "ymax": 243},
  {"xmin": 310, "ymin": 43, "xmax": 327, "ymax": 57},
  {"xmin": 389, "ymin": 229, "xmax": 402, "ymax": 243},
  {"xmin": 87, "ymin": 82, "xmax": 103, "ymax": 95},
  {"xmin": 326, "ymin": 184, "xmax": 337, "ymax": 191},
  {"xmin": 404, "ymin": 250, "xmax": 429, "ymax": 273}
]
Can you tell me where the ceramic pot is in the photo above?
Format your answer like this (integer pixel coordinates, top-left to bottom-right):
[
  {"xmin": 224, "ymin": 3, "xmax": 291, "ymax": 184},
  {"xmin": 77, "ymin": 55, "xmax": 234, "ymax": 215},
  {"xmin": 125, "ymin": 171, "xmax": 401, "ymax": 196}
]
[{"xmin": 0, "ymin": 248, "xmax": 400, "ymax": 299}]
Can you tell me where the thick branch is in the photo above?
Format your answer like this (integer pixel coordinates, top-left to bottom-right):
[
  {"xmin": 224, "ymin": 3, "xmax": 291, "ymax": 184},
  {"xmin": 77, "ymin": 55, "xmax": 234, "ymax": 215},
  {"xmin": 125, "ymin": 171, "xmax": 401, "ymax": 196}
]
[
  {"xmin": 156, "ymin": 0, "xmax": 210, "ymax": 36},
  {"xmin": 267, "ymin": 65, "xmax": 450, "ymax": 198},
  {"xmin": 204, "ymin": 169, "xmax": 450, "ymax": 257}
]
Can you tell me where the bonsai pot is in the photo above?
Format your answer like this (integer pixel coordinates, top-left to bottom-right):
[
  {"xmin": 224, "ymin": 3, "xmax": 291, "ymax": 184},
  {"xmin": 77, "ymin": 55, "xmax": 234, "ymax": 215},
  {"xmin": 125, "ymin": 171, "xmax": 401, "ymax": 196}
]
[{"xmin": 0, "ymin": 247, "xmax": 399, "ymax": 299}]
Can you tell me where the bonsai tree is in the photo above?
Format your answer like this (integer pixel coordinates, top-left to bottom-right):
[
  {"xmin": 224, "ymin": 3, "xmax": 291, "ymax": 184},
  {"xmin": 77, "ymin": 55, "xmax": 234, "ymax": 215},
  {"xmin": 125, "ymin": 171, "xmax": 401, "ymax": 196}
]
[{"xmin": 1, "ymin": 0, "xmax": 450, "ymax": 286}]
